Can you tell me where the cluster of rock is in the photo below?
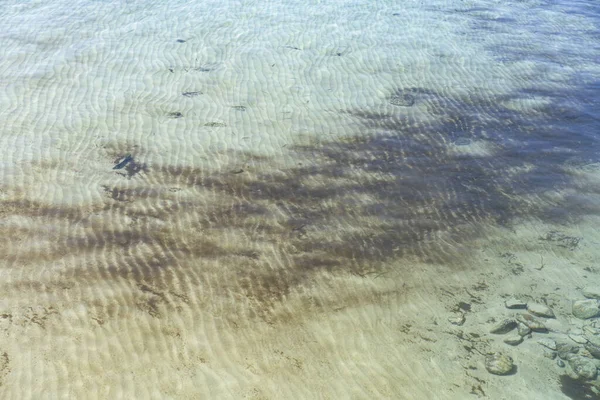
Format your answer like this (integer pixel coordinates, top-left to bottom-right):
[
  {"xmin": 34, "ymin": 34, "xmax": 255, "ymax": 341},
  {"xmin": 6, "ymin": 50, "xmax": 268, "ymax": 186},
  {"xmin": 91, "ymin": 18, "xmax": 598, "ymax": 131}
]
[
  {"xmin": 485, "ymin": 287, "xmax": 600, "ymax": 388},
  {"xmin": 484, "ymin": 300, "xmax": 552, "ymax": 375}
]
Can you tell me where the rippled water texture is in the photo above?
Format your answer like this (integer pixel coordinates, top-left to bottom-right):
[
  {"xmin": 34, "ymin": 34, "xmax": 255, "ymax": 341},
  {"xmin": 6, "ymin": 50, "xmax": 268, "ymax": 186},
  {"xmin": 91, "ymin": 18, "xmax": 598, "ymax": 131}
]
[{"xmin": 1, "ymin": 0, "xmax": 599, "ymax": 398}]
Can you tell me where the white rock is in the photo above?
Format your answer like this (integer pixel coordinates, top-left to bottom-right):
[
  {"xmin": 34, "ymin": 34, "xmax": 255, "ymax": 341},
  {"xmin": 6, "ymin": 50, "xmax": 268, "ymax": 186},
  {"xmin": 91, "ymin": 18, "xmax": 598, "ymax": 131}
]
[
  {"xmin": 573, "ymin": 299, "xmax": 600, "ymax": 319},
  {"xmin": 583, "ymin": 287, "xmax": 600, "ymax": 299},
  {"xmin": 527, "ymin": 303, "xmax": 555, "ymax": 318}
]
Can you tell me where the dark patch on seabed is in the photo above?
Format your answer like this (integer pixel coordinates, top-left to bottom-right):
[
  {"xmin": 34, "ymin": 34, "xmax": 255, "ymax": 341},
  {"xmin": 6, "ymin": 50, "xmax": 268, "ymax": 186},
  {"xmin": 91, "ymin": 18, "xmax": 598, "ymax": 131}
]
[
  {"xmin": 1, "ymin": 83, "xmax": 599, "ymax": 322},
  {"xmin": 112, "ymin": 153, "xmax": 147, "ymax": 178},
  {"xmin": 560, "ymin": 374, "xmax": 598, "ymax": 400}
]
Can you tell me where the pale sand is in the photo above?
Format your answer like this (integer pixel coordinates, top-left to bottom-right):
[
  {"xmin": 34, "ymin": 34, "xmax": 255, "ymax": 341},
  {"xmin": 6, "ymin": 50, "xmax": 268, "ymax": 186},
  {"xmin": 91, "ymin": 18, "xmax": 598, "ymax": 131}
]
[{"xmin": 1, "ymin": 0, "xmax": 600, "ymax": 399}]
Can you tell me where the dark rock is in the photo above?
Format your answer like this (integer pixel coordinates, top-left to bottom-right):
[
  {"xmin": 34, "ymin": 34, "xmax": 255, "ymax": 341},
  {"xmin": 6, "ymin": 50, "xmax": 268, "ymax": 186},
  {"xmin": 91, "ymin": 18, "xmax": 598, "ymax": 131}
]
[
  {"xmin": 490, "ymin": 319, "xmax": 517, "ymax": 334},
  {"xmin": 505, "ymin": 298, "xmax": 527, "ymax": 309},
  {"xmin": 183, "ymin": 91, "xmax": 203, "ymax": 97}
]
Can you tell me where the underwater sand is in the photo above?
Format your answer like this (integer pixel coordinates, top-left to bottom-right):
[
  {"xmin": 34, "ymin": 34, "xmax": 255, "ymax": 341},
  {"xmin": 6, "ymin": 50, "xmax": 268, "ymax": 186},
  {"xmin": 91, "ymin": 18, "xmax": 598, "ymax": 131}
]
[{"xmin": 1, "ymin": 0, "xmax": 600, "ymax": 398}]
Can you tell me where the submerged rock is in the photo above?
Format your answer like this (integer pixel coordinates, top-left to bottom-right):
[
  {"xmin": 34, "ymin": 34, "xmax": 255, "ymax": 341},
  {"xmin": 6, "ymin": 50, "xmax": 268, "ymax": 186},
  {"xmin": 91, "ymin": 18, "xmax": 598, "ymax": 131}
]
[
  {"xmin": 517, "ymin": 323, "xmax": 531, "ymax": 337},
  {"xmin": 113, "ymin": 154, "xmax": 133, "ymax": 170},
  {"xmin": 527, "ymin": 303, "xmax": 556, "ymax": 318},
  {"xmin": 584, "ymin": 342, "xmax": 600, "ymax": 359},
  {"xmin": 583, "ymin": 324, "xmax": 600, "ymax": 339},
  {"xmin": 559, "ymin": 374, "xmax": 599, "ymax": 399},
  {"xmin": 448, "ymin": 313, "xmax": 465, "ymax": 326},
  {"xmin": 182, "ymin": 91, "xmax": 203, "ymax": 97},
  {"xmin": 568, "ymin": 329, "xmax": 587, "ymax": 344},
  {"xmin": 516, "ymin": 314, "xmax": 548, "ymax": 332},
  {"xmin": 557, "ymin": 343, "xmax": 579, "ymax": 360},
  {"xmin": 582, "ymin": 287, "xmax": 600, "ymax": 299},
  {"xmin": 568, "ymin": 356, "xmax": 598, "ymax": 380},
  {"xmin": 505, "ymin": 298, "xmax": 527, "ymax": 309},
  {"xmin": 389, "ymin": 93, "xmax": 416, "ymax": 107},
  {"xmin": 485, "ymin": 353, "xmax": 515, "ymax": 375},
  {"xmin": 504, "ymin": 335, "xmax": 523, "ymax": 346},
  {"xmin": 167, "ymin": 111, "xmax": 183, "ymax": 119},
  {"xmin": 490, "ymin": 319, "xmax": 517, "ymax": 334},
  {"xmin": 572, "ymin": 299, "xmax": 600, "ymax": 319},
  {"xmin": 539, "ymin": 339, "xmax": 557, "ymax": 351}
]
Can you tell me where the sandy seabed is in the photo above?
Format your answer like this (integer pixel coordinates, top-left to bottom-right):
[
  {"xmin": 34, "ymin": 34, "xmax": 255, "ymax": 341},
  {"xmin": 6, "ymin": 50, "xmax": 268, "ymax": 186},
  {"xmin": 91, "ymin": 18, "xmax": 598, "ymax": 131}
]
[{"xmin": 1, "ymin": 0, "xmax": 600, "ymax": 398}]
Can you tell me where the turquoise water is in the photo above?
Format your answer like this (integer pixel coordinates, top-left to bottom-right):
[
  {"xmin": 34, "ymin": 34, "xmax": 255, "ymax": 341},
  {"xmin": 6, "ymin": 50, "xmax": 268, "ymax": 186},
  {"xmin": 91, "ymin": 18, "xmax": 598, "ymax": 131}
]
[{"xmin": 1, "ymin": 0, "xmax": 599, "ymax": 398}]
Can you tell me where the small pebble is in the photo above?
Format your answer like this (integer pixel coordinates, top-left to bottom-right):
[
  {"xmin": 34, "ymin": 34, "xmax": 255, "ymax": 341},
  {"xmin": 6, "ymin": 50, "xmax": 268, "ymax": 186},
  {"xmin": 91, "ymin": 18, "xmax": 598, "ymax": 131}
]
[
  {"xmin": 505, "ymin": 298, "xmax": 527, "ymax": 309},
  {"xmin": 504, "ymin": 335, "xmax": 523, "ymax": 346},
  {"xmin": 527, "ymin": 303, "xmax": 555, "ymax": 318},
  {"xmin": 572, "ymin": 299, "xmax": 600, "ymax": 319},
  {"xmin": 582, "ymin": 287, "xmax": 600, "ymax": 299},
  {"xmin": 490, "ymin": 319, "xmax": 517, "ymax": 334},
  {"xmin": 485, "ymin": 352, "xmax": 515, "ymax": 375}
]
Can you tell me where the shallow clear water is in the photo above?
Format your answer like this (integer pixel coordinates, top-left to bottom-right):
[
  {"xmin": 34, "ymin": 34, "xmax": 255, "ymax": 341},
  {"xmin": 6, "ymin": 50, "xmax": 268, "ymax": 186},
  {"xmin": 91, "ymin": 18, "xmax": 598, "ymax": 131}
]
[{"xmin": 1, "ymin": 0, "xmax": 599, "ymax": 399}]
